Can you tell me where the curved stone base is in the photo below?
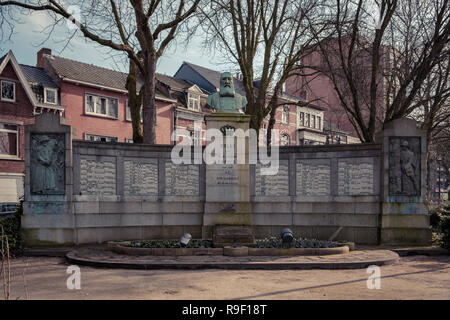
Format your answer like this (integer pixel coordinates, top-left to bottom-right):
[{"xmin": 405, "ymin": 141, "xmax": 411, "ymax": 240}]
[{"xmin": 66, "ymin": 247, "xmax": 399, "ymax": 270}]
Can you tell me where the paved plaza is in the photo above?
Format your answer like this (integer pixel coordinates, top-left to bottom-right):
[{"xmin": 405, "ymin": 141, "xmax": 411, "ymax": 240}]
[{"xmin": 4, "ymin": 254, "xmax": 449, "ymax": 300}]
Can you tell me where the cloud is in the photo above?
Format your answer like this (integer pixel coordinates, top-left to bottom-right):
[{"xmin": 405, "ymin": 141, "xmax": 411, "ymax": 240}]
[{"xmin": 26, "ymin": 11, "xmax": 51, "ymax": 29}]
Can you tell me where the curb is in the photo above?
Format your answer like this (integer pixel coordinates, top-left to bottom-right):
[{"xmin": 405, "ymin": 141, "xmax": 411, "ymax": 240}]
[
  {"xmin": 23, "ymin": 247, "xmax": 74, "ymax": 257},
  {"xmin": 391, "ymin": 247, "xmax": 449, "ymax": 257},
  {"xmin": 66, "ymin": 250, "xmax": 399, "ymax": 270},
  {"xmin": 108, "ymin": 241, "xmax": 350, "ymax": 256}
]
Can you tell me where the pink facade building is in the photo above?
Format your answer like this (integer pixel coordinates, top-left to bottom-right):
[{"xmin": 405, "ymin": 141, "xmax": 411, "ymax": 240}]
[
  {"xmin": 1, "ymin": 48, "xmax": 334, "ymax": 206},
  {"xmin": 285, "ymin": 37, "xmax": 390, "ymax": 143}
]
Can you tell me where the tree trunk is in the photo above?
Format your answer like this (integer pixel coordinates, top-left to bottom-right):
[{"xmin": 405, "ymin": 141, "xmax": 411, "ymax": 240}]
[
  {"xmin": 266, "ymin": 107, "xmax": 277, "ymax": 146},
  {"xmin": 126, "ymin": 58, "xmax": 144, "ymax": 143},
  {"xmin": 425, "ymin": 129, "xmax": 433, "ymax": 203},
  {"xmin": 142, "ymin": 53, "xmax": 157, "ymax": 145}
]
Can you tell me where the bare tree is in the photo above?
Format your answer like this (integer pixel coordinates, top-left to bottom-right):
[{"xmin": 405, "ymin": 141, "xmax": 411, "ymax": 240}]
[
  {"xmin": 308, "ymin": 0, "xmax": 450, "ymax": 142},
  {"xmin": 0, "ymin": 0, "xmax": 200, "ymax": 144},
  {"xmin": 411, "ymin": 57, "xmax": 450, "ymax": 201},
  {"xmin": 200, "ymin": 0, "xmax": 326, "ymax": 145},
  {"xmin": 0, "ymin": 226, "xmax": 11, "ymax": 300}
]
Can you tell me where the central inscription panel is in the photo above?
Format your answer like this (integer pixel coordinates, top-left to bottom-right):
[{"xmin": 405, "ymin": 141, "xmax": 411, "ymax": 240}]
[
  {"xmin": 338, "ymin": 158, "xmax": 374, "ymax": 195},
  {"xmin": 124, "ymin": 159, "xmax": 158, "ymax": 196},
  {"xmin": 165, "ymin": 161, "xmax": 199, "ymax": 196},
  {"xmin": 255, "ymin": 160, "xmax": 289, "ymax": 196},
  {"xmin": 216, "ymin": 164, "xmax": 239, "ymax": 185},
  {"xmin": 80, "ymin": 158, "xmax": 116, "ymax": 195},
  {"xmin": 296, "ymin": 159, "xmax": 331, "ymax": 196}
]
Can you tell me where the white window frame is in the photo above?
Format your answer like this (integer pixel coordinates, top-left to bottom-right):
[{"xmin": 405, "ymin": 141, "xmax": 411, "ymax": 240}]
[
  {"xmin": 84, "ymin": 133, "xmax": 118, "ymax": 142},
  {"xmin": 282, "ymin": 107, "xmax": 289, "ymax": 124},
  {"xmin": 189, "ymin": 129, "xmax": 201, "ymax": 146},
  {"xmin": 1, "ymin": 80, "xmax": 16, "ymax": 102},
  {"xmin": 0, "ymin": 123, "xmax": 19, "ymax": 158},
  {"xmin": 311, "ymin": 115, "xmax": 315, "ymax": 129},
  {"xmin": 317, "ymin": 116, "xmax": 321, "ymax": 130},
  {"xmin": 187, "ymin": 92, "xmax": 200, "ymax": 111},
  {"xmin": 280, "ymin": 133, "xmax": 290, "ymax": 146},
  {"xmin": 299, "ymin": 112, "xmax": 304, "ymax": 126},
  {"xmin": 44, "ymin": 87, "xmax": 58, "ymax": 105},
  {"xmin": 85, "ymin": 93, "xmax": 119, "ymax": 119}
]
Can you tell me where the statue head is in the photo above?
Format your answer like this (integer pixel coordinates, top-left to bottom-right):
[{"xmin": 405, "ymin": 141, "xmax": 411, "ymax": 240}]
[
  {"xmin": 401, "ymin": 140, "xmax": 409, "ymax": 150},
  {"xmin": 219, "ymin": 72, "xmax": 235, "ymax": 97}
]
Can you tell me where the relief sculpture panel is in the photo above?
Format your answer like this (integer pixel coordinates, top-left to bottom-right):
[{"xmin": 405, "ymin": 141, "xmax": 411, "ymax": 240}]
[
  {"xmin": 389, "ymin": 137, "xmax": 421, "ymax": 196},
  {"xmin": 30, "ymin": 133, "xmax": 65, "ymax": 195}
]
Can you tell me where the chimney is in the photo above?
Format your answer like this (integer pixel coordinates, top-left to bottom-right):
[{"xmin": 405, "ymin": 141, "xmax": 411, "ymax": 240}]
[{"xmin": 37, "ymin": 48, "xmax": 52, "ymax": 68}]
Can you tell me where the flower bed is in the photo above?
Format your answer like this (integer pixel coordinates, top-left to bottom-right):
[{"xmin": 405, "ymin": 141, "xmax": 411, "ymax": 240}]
[
  {"xmin": 255, "ymin": 237, "xmax": 339, "ymax": 249},
  {"xmin": 127, "ymin": 239, "xmax": 213, "ymax": 249},
  {"xmin": 108, "ymin": 237, "xmax": 352, "ymax": 256},
  {"xmin": 107, "ymin": 241, "xmax": 221, "ymax": 256}
]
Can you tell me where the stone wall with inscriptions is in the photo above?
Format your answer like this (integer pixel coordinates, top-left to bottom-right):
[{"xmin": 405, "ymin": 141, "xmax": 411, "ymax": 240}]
[
  {"xmin": 296, "ymin": 160, "xmax": 331, "ymax": 196},
  {"xmin": 124, "ymin": 159, "xmax": 158, "ymax": 196},
  {"xmin": 165, "ymin": 161, "xmax": 199, "ymax": 195},
  {"xmin": 80, "ymin": 158, "xmax": 116, "ymax": 195},
  {"xmin": 255, "ymin": 161, "xmax": 289, "ymax": 196},
  {"xmin": 338, "ymin": 158, "xmax": 374, "ymax": 195}
]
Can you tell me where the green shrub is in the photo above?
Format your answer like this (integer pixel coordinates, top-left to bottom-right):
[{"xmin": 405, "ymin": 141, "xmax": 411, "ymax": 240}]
[
  {"xmin": 439, "ymin": 215, "xmax": 450, "ymax": 249},
  {"xmin": 429, "ymin": 203, "xmax": 450, "ymax": 230},
  {"xmin": 0, "ymin": 200, "xmax": 23, "ymax": 255}
]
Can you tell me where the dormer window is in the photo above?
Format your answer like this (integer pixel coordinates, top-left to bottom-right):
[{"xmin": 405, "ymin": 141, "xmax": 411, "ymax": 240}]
[
  {"xmin": 1, "ymin": 80, "xmax": 15, "ymax": 102},
  {"xmin": 44, "ymin": 88, "xmax": 57, "ymax": 104},
  {"xmin": 188, "ymin": 92, "xmax": 200, "ymax": 111}
]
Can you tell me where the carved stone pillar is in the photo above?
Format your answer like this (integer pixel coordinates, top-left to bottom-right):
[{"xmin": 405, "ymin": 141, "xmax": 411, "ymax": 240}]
[
  {"xmin": 22, "ymin": 113, "xmax": 76, "ymax": 245},
  {"xmin": 376, "ymin": 118, "xmax": 431, "ymax": 245}
]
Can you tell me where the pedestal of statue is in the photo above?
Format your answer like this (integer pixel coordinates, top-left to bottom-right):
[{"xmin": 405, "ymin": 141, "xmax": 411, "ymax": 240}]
[{"xmin": 202, "ymin": 112, "xmax": 255, "ymax": 247}]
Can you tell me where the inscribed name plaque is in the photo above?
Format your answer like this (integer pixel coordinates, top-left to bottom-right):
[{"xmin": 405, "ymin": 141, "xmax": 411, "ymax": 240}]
[
  {"xmin": 216, "ymin": 164, "xmax": 239, "ymax": 185},
  {"xmin": 389, "ymin": 137, "xmax": 421, "ymax": 196},
  {"xmin": 124, "ymin": 159, "xmax": 158, "ymax": 196},
  {"xmin": 296, "ymin": 160, "xmax": 331, "ymax": 196},
  {"xmin": 80, "ymin": 158, "xmax": 116, "ymax": 195},
  {"xmin": 165, "ymin": 161, "xmax": 199, "ymax": 195},
  {"xmin": 255, "ymin": 161, "xmax": 289, "ymax": 196},
  {"xmin": 30, "ymin": 133, "xmax": 65, "ymax": 194},
  {"xmin": 338, "ymin": 158, "xmax": 374, "ymax": 195}
]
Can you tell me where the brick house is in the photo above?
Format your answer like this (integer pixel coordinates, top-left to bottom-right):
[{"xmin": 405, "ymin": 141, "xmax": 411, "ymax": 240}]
[
  {"xmin": 0, "ymin": 50, "xmax": 64, "ymax": 207},
  {"xmin": 1, "ymin": 48, "xmax": 336, "ymax": 206},
  {"xmin": 285, "ymin": 36, "xmax": 392, "ymax": 143},
  {"xmin": 174, "ymin": 61, "xmax": 328, "ymax": 146},
  {"xmin": 36, "ymin": 49, "xmax": 330, "ymax": 147}
]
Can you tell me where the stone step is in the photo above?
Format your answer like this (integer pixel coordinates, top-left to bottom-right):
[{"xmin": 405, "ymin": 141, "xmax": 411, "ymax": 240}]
[{"xmin": 213, "ymin": 225, "xmax": 255, "ymax": 247}]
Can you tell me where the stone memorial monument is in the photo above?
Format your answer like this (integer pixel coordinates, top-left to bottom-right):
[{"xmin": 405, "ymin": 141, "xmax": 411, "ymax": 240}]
[
  {"xmin": 203, "ymin": 72, "xmax": 254, "ymax": 247},
  {"xmin": 376, "ymin": 118, "xmax": 431, "ymax": 245}
]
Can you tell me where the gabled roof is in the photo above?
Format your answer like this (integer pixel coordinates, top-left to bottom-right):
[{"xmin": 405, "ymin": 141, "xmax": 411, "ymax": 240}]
[
  {"xmin": 44, "ymin": 54, "xmax": 130, "ymax": 91},
  {"xmin": 0, "ymin": 50, "xmax": 63, "ymax": 112},
  {"xmin": 156, "ymin": 73, "xmax": 193, "ymax": 91},
  {"xmin": 20, "ymin": 64, "xmax": 59, "ymax": 88},
  {"xmin": 43, "ymin": 53, "xmax": 176, "ymax": 102},
  {"xmin": 176, "ymin": 61, "xmax": 246, "ymax": 95}
]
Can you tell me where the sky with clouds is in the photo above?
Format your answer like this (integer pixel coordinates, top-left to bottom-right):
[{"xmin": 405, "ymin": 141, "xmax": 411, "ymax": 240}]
[{"xmin": 0, "ymin": 9, "xmax": 233, "ymax": 77}]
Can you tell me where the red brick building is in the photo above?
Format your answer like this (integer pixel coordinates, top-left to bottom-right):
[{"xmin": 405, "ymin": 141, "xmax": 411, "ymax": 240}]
[
  {"xmin": 285, "ymin": 37, "xmax": 388, "ymax": 143},
  {"xmin": 0, "ymin": 51, "xmax": 63, "ymax": 207},
  {"xmin": 1, "ymin": 48, "xmax": 336, "ymax": 206}
]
